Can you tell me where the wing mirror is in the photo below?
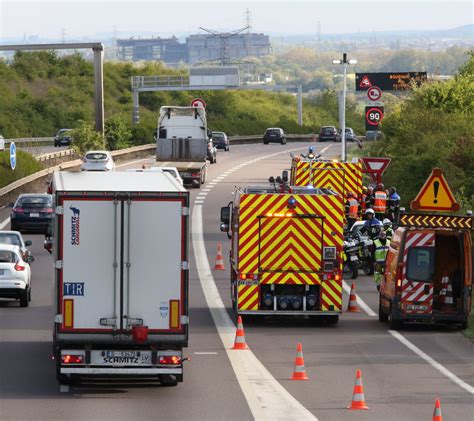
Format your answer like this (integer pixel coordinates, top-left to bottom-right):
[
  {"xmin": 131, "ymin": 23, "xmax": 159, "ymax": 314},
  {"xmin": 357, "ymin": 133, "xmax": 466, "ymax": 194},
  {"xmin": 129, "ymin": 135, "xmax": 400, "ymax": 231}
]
[
  {"xmin": 25, "ymin": 256, "xmax": 35, "ymax": 263},
  {"xmin": 220, "ymin": 206, "xmax": 230, "ymax": 225},
  {"xmin": 282, "ymin": 170, "xmax": 289, "ymax": 183},
  {"xmin": 25, "ymin": 240, "xmax": 32, "ymax": 247}
]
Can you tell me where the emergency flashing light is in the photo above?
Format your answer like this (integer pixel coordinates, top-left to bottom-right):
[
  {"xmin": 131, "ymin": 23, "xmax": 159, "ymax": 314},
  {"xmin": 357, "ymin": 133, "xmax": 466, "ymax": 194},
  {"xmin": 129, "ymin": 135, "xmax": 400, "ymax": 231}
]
[
  {"xmin": 239, "ymin": 273, "xmax": 247, "ymax": 280},
  {"xmin": 307, "ymin": 146, "xmax": 315, "ymax": 159},
  {"xmin": 287, "ymin": 197, "xmax": 297, "ymax": 209}
]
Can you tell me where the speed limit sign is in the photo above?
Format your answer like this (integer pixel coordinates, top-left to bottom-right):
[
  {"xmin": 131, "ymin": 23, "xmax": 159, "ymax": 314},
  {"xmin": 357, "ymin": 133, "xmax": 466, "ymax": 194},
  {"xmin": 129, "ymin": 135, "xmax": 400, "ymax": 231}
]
[{"xmin": 365, "ymin": 106, "xmax": 384, "ymax": 130}]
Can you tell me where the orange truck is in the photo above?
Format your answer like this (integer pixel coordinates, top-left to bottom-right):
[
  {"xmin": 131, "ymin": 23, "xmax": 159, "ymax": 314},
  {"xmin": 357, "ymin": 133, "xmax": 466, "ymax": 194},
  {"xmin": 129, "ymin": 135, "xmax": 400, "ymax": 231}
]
[
  {"xmin": 220, "ymin": 185, "xmax": 345, "ymax": 323},
  {"xmin": 290, "ymin": 156, "xmax": 363, "ymax": 198}
]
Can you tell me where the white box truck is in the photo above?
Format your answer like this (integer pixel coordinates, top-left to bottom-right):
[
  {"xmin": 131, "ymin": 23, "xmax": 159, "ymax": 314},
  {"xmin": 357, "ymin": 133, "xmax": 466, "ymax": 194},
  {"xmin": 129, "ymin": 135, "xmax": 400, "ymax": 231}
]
[
  {"xmin": 51, "ymin": 171, "xmax": 189, "ymax": 386},
  {"xmin": 156, "ymin": 106, "xmax": 211, "ymax": 188}
]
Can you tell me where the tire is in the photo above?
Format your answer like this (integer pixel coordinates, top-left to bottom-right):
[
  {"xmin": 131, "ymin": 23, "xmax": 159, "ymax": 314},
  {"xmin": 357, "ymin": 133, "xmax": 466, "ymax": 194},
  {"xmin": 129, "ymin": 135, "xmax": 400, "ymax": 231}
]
[
  {"xmin": 460, "ymin": 318, "xmax": 468, "ymax": 330},
  {"xmin": 324, "ymin": 315, "xmax": 339, "ymax": 325},
  {"xmin": 389, "ymin": 306, "xmax": 401, "ymax": 330},
  {"xmin": 378, "ymin": 296, "xmax": 389, "ymax": 322},
  {"xmin": 159, "ymin": 374, "xmax": 178, "ymax": 387},
  {"xmin": 263, "ymin": 141, "xmax": 268, "ymax": 145},
  {"xmin": 225, "ymin": 146, "xmax": 229, "ymax": 151},
  {"xmin": 349, "ymin": 261, "xmax": 358, "ymax": 279},
  {"xmin": 362, "ymin": 262, "xmax": 374, "ymax": 276},
  {"xmin": 19, "ymin": 289, "xmax": 29, "ymax": 307},
  {"xmin": 28, "ymin": 286, "xmax": 31, "ymax": 302}
]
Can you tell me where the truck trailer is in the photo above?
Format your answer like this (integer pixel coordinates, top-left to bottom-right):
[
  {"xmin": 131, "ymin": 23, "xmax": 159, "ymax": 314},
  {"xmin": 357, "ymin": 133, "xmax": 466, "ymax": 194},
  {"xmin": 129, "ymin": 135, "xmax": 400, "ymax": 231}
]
[
  {"xmin": 156, "ymin": 106, "xmax": 210, "ymax": 188},
  {"xmin": 51, "ymin": 171, "xmax": 189, "ymax": 386}
]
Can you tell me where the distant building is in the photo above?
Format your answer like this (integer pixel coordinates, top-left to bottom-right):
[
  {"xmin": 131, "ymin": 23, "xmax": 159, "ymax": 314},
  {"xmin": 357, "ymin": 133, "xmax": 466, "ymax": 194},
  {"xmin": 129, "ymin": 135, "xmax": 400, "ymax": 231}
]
[
  {"xmin": 116, "ymin": 32, "xmax": 271, "ymax": 64},
  {"xmin": 116, "ymin": 36, "xmax": 188, "ymax": 62},
  {"xmin": 186, "ymin": 33, "xmax": 271, "ymax": 64}
]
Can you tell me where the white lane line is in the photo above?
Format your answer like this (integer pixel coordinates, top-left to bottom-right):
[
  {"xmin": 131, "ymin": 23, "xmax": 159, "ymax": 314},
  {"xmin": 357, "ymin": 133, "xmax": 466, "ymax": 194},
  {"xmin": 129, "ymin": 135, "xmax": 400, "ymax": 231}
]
[
  {"xmin": 116, "ymin": 157, "xmax": 151, "ymax": 168},
  {"xmin": 192, "ymin": 205, "xmax": 317, "ymax": 421},
  {"xmin": 0, "ymin": 217, "xmax": 10, "ymax": 229},
  {"xmin": 388, "ymin": 330, "xmax": 474, "ymax": 395},
  {"xmin": 197, "ymin": 193, "xmax": 208, "ymax": 197},
  {"xmin": 202, "ymin": 189, "xmax": 212, "ymax": 192},
  {"xmin": 194, "ymin": 352, "xmax": 218, "ymax": 355},
  {"xmin": 320, "ymin": 146, "xmax": 330, "ymax": 154},
  {"xmin": 344, "ymin": 280, "xmax": 474, "ymax": 394}
]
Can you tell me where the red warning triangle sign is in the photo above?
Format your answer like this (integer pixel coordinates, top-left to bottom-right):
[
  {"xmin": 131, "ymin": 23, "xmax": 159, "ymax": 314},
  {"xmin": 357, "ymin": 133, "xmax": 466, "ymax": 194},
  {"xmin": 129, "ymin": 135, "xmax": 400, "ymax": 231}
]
[
  {"xmin": 359, "ymin": 75, "xmax": 372, "ymax": 88},
  {"xmin": 410, "ymin": 168, "xmax": 459, "ymax": 212}
]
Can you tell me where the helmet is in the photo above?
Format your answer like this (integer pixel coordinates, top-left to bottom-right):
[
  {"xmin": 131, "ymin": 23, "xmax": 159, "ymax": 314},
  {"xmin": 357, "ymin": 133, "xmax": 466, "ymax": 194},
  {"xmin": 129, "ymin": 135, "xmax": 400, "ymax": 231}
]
[
  {"xmin": 365, "ymin": 208, "xmax": 375, "ymax": 215},
  {"xmin": 347, "ymin": 192, "xmax": 355, "ymax": 198},
  {"xmin": 383, "ymin": 218, "xmax": 392, "ymax": 226},
  {"xmin": 367, "ymin": 186, "xmax": 374, "ymax": 193},
  {"xmin": 362, "ymin": 185, "xmax": 367, "ymax": 192},
  {"xmin": 377, "ymin": 183, "xmax": 385, "ymax": 190}
]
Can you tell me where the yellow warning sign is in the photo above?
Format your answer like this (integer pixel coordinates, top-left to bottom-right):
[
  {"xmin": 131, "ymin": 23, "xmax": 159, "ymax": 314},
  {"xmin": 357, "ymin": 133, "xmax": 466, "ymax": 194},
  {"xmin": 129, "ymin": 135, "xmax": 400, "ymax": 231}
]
[{"xmin": 410, "ymin": 168, "xmax": 459, "ymax": 212}]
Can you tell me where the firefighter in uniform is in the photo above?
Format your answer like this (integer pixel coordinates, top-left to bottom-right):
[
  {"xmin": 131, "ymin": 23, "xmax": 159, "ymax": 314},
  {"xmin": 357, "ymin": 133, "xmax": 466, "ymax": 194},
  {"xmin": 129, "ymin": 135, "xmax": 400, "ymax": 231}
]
[
  {"xmin": 360, "ymin": 186, "xmax": 368, "ymax": 217},
  {"xmin": 387, "ymin": 187, "xmax": 401, "ymax": 222},
  {"xmin": 363, "ymin": 186, "xmax": 374, "ymax": 217},
  {"xmin": 345, "ymin": 192, "xmax": 360, "ymax": 230},
  {"xmin": 373, "ymin": 183, "xmax": 387, "ymax": 220},
  {"xmin": 373, "ymin": 230, "xmax": 390, "ymax": 289}
]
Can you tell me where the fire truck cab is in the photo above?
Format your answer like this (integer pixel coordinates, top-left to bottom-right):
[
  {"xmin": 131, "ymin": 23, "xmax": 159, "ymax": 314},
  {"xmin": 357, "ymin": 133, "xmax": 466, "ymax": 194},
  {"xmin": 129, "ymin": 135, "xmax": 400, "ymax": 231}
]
[{"xmin": 220, "ymin": 185, "xmax": 345, "ymax": 322}]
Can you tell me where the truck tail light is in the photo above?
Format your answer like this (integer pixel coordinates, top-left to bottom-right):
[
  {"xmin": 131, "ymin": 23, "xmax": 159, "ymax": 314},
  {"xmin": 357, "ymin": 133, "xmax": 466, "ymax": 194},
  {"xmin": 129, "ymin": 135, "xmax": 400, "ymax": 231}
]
[
  {"xmin": 395, "ymin": 263, "xmax": 404, "ymax": 292},
  {"xmin": 159, "ymin": 355, "xmax": 181, "ymax": 365},
  {"xmin": 61, "ymin": 354, "xmax": 84, "ymax": 364}
]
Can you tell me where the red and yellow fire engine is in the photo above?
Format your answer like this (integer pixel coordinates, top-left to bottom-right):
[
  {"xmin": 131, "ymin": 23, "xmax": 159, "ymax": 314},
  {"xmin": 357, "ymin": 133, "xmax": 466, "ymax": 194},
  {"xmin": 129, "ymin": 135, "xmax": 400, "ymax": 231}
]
[{"xmin": 220, "ymin": 184, "xmax": 345, "ymax": 322}]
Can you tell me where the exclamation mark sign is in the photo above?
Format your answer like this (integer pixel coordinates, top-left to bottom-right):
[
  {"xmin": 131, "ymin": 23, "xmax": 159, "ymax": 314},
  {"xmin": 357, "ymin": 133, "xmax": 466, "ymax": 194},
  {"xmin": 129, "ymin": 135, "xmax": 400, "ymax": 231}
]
[{"xmin": 433, "ymin": 181, "xmax": 439, "ymax": 204}]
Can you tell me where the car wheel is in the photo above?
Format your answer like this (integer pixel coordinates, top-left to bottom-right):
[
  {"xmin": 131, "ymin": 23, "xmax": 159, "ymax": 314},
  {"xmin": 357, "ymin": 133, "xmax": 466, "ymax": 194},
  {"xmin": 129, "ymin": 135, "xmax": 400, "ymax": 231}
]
[
  {"xmin": 20, "ymin": 289, "xmax": 29, "ymax": 307},
  {"xmin": 389, "ymin": 306, "xmax": 401, "ymax": 329},
  {"xmin": 226, "ymin": 145, "xmax": 229, "ymax": 151},
  {"xmin": 28, "ymin": 286, "xmax": 32, "ymax": 302},
  {"xmin": 263, "ymin": 141, "xmax": 268, "ymax": 145}
]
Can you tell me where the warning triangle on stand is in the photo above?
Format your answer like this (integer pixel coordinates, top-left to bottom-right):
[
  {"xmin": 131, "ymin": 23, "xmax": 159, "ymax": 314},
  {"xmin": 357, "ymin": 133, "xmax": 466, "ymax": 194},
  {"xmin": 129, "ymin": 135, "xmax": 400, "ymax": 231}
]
[
  {"xmin": 410, "ymin": 168, "xmax": 459, "ymax": 212},
  {"xmin": 359, "ymin": 75, "xmax": 372, "ymax": 88}
]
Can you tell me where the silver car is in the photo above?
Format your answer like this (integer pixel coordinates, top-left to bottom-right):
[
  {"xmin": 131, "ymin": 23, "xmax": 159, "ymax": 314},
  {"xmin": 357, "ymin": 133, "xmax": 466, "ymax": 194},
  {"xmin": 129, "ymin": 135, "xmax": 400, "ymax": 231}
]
[
  {"xmin": 0, "ymin": 231, "xmax": 33, "ymax": 260},
  {"xmin": 81, "ymin": 150, "xmax": 115, "ymax": 172}
]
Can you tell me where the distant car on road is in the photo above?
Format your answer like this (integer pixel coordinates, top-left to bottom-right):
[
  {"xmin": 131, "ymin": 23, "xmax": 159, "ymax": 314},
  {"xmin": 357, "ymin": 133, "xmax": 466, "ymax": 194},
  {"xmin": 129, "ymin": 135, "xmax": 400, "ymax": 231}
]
[
  {"xmin": 0, "ymin": 244, "xmax": 33, "ymax": 307},
  {"xmin": 10, "ymin": 194, "xmax": 53, "ymax": 234},
  {"xmin": 54, "ymin": 129, "xmax": 73, "ymax": 147},
  {"xmin": 263, "ymin": 128, "xmax": 286, "ymax": 145},
  {"xmin": 319, "ymin": 126, "xmax": 338, "ymax": 142},
  {"xmin": 0, "ymin": 231, "xmax": 33, "ymax": 260},
  {"xmin": 338, "ymin": 127, "xmax": 356, "ymax": 142},
  {"xmin": 81, "ymin": 150, "xmax": 115, "ymax": 171},
  {"xmin": 212, "ymin": 131, "xmax": 229, "ymax": 151}
]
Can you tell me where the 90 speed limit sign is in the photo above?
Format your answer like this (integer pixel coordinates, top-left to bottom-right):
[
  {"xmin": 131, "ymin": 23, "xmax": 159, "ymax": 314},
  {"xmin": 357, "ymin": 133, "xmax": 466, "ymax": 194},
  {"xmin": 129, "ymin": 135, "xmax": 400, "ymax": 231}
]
[{"xmin": 365, "ymin": 106, "xmax": 384, "ymax": 129}]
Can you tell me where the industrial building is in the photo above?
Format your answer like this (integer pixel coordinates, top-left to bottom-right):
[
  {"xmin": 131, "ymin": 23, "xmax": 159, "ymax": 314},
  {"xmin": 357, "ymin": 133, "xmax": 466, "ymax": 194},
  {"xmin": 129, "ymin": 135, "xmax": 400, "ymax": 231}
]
[{"xmin": 116, "ymin": 32, "xmax": 271, "ymax": 64}]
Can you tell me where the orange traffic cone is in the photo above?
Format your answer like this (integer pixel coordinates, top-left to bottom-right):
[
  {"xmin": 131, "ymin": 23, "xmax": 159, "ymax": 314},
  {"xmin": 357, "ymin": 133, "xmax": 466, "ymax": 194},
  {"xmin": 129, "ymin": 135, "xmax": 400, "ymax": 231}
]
[
  {"xmin": 214, "ymin": 242, "xmax": 225, "ymax": 270},
  {"xmin": 232, "ymin": 316, "xmax": 249, "ymax": 350},
  {"xmin": 290, "ymin": 343, "xmax": 309, "ymax": 380},
  {"xmin": 432, "ymin": 398, "xmax": 442, "ymax": 421},
  {"xmin": 347, "ymin": 283, "xmax": 360, "ymax": 312},
  {"xmin": 348, "ymin": 369, "xmax": 369, "ymax": 410}
]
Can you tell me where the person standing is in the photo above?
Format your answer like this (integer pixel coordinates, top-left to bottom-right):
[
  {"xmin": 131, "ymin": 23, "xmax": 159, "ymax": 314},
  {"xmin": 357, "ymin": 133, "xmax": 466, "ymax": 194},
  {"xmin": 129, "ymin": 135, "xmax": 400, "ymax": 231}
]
[
  {"xmin": 345, "ymin": 192, "xmax": 360, "ymax": 230},
  {"xmin": 373, "ymin": 183, "xmax": 387, "ymax": 220},
  {"xmin": 373, "ymin": 230, "xmax": 390, "ymax": 289},
  {"xmin": 383, "ymin": 218, "xmax": 394, "ymax": 240},
  {"xmin": 387, "ymin": 187, "xmax": 401, "ymax": 222}
]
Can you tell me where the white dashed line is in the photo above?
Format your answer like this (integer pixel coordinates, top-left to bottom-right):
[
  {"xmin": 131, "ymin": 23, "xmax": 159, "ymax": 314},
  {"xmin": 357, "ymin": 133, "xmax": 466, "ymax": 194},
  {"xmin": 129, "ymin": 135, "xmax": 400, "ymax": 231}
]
[{"xmin": 0, "ymin": 217, "xmax": 11, "ymax": 229}]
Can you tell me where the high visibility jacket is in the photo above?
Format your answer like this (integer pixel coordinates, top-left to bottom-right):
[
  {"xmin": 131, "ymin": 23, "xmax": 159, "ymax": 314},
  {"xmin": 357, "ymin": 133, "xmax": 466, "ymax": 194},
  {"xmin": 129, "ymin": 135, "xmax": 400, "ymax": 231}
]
[
  {"xmin": 384, "ymin": 227, "xmax": 394, "ymax": 240},
  {"xmin": 360, "ymin": 194, "xmax": 367, "ymax": 212},
  {"xmin": 374, "ymin": 239, "xmax": 390, "ymax": 263},
  {"xmin": 347, "ymin": 198, "xmax": 359, "ymax": 219},
  {"xmin": 373, "ymin": 191, "xmax": 387, "ymax": 212}
]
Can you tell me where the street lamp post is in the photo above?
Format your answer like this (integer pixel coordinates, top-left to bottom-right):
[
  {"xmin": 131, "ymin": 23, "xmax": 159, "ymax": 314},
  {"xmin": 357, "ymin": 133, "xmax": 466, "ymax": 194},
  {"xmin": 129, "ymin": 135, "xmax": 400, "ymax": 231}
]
[{"xmin": 332, "ymin": 53, "xmax": 357, "ymax": 161}]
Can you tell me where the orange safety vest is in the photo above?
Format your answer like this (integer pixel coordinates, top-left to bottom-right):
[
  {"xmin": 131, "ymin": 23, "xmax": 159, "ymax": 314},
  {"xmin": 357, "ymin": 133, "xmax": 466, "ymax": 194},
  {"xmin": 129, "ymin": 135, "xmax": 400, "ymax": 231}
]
[
  {"xmin": 373, "ymin": 191, "xmax": 387, "ymax": 212},
  {"xmin": 360, "ymin": 194, "xmax": 367, "ymax": 212},
  {"xmin": 348, "ymin": 198, "xmax": 359, "ymax": 219}
]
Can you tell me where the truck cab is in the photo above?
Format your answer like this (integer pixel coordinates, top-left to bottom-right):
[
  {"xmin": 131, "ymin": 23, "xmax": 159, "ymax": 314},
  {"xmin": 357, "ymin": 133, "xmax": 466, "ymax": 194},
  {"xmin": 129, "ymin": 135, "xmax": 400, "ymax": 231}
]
[{"xmin": 379, "ymin": 215, "xmax": 472, "ymax": 329}]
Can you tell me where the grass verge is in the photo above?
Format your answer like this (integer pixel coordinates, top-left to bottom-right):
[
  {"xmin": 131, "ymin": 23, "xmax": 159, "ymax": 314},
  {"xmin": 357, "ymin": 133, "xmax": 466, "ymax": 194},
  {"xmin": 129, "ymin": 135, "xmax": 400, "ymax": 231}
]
[{"xmin": 0, "ymin": 150, "xmax": 43, "ymax": 189}]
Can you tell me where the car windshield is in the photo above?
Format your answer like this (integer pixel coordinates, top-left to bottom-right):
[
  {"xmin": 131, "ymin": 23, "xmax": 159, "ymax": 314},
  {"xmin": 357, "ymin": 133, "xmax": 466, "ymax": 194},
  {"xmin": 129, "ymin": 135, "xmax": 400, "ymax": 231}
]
[
  {"xmin": 163, "ymin": 169, "xmax": 177, "ymax": 179},
  {"xmin": 407, "ymin": 247, "xmax": 435, "ymax": 282},
  {"xmin": 0, "ymin": 234, "xmax": 21, "ymax": 247},
  {"xmin": 266, "ymin": 130, "xmax": 280, "ymax": 135},
  {"xmin": 213, "ymin": 133, "xmax": 224, "ymax": 140},
  {"xmin": 322, "ymin": 128, "xmax": 333, "ymax": 133},
  {"xmin": 0, "ymin": 250, "xmax": 17, "ymax": 263},
  {"xmin": 86, "ymin": 152, "xmax": 108, "ymax": 160},
  {"xmin": 58, "ymin": 130, "xmax": 71, "ymax": 138},
  {"xmin": 17, "ymin": 196, "xmax": 52, "ymax": 208}
]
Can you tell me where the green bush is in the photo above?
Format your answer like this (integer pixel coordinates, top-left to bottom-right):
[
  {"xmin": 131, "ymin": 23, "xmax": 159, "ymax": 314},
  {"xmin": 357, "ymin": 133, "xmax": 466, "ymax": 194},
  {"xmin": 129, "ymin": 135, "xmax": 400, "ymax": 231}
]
[
  {"xmin": 71, "ymin": 121, "xmax": 105, "ymax": 154},
  {"xmin": 0, "ymin": 150, "xmax": 43, "ymax": 189}
]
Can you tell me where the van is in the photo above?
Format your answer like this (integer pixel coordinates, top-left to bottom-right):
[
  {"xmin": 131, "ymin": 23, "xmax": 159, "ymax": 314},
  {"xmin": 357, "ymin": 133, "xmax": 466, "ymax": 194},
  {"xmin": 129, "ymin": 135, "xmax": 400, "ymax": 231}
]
[{"xmin": 379, "ymin": 219, "xmax": 472, "ymax": 329}]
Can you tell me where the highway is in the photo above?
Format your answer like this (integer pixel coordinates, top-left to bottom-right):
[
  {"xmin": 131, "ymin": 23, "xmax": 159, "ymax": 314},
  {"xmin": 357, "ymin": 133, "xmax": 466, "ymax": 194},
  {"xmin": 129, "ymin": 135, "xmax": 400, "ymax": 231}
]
[{"xmin": 0, "ymin": 142, "xmax": 472, "ymax": 420}]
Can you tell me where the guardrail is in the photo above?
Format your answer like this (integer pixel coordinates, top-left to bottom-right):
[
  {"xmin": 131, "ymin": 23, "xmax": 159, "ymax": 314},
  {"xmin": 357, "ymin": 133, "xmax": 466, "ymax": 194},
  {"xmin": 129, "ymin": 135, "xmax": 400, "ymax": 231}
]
[{"xmin": 4, "ymin": 137, "xmax": 54, "ymax": 146}]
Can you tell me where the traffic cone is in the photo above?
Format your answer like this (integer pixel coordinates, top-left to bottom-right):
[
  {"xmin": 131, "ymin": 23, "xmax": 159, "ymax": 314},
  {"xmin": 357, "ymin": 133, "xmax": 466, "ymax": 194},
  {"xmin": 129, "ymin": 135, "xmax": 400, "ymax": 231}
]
[
  {"xmin": 290, "ymin": 343, "xmax": 309, "ymax": 380},
  {"xmin": 347, "ymin": 369, "xmax": 369, "ymax": 410},
  {"xmin": 432, "ymin": 398, "xmax": 442, "ymax": 421},
  {"xmin": 231, "ymin": 316, "xmax": 249, "ymax": 350},
  {"xmin": 214, "ymin": 242, "xmax": 225, "ymax": 270},
  {"xmin": 347, "ymin": 283, "xmax": 360, "ymax": 312}
]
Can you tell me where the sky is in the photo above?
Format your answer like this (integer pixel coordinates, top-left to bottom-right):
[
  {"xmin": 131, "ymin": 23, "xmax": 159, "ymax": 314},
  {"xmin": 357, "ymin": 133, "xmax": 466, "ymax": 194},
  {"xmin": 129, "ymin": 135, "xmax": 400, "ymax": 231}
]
[{"xmin": 0, "ymin": 0, "xmax": 472, "ymax": 40}]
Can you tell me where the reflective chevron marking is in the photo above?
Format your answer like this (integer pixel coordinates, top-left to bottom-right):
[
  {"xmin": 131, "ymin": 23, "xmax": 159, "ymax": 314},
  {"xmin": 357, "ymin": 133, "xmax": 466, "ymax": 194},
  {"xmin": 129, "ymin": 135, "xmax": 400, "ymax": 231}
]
[{"xmin": 400, "ymin": 213, "xmax": 472, "ymax": 229}]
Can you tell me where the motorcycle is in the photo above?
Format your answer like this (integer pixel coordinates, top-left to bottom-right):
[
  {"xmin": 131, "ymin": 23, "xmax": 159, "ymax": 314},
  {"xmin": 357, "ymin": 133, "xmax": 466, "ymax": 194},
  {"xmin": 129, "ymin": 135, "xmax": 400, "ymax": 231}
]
[
  {"xmin": 343, "ymin": 235, "xmax": 360, "ymax": 279},
  {"xmin": 356, "ymin": 232, "xmax": 374, "ymax": 275}
]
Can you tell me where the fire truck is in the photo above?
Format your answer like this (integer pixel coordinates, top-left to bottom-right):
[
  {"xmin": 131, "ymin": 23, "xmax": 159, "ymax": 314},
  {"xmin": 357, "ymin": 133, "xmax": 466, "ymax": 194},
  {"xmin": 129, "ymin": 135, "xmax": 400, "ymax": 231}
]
[
  {"xmin": 220, "ymin": 184, "xmax": 345, "ymax": 322},
  {"xmin": 290, "ymin": 154, "xmax": 363, "ymax": 198}
]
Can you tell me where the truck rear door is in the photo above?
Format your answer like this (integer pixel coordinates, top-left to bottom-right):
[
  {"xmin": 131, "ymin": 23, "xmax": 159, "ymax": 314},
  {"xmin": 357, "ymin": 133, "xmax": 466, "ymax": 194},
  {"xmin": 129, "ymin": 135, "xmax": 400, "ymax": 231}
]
[
  {"xmin": 401, "ymin": 231, "xmax": 435, "ymax": 315},
  {"xmin": 57, "ymin": 195, "xmax": 188, "ymax": 337}
]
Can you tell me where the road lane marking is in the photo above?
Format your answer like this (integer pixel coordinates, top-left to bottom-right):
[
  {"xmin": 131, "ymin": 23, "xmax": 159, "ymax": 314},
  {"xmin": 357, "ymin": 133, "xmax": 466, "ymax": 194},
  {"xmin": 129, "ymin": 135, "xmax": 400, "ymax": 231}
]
[
  {"xmin": 0, "ymin": 217, "xmax": 10, "ymax": 229},
  {"xmin": 343, "ymin": 280, "xmax": 474, "ymax": 394},
  {"xmin": 194, "ymin": 352, "xmax": 218, "ymax": 355},
  {"xmin": 193, "ymin": 145, "xmax": 318, "ymax": 421}
]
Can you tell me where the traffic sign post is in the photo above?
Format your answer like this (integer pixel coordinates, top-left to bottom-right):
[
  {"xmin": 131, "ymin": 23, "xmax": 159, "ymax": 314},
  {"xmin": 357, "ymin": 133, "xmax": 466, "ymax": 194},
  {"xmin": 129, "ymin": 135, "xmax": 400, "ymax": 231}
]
[
  {"xmin": 10, "ymin": 141, "xmax": 16, "ymax": 170},
  {"xmin": 191, "ymin": 98, "xmax": 206, "ymax": 108},
  {"xmin": 410, "ymin": 168, "xmax": 459, "ymax": 212},
  {"xmin": 367, "ymin": 86, "xmax": 382, "ymax": 102},
  {"xmin": 365, "ymin": 106, "xmax": 384, "ymax": 130}
]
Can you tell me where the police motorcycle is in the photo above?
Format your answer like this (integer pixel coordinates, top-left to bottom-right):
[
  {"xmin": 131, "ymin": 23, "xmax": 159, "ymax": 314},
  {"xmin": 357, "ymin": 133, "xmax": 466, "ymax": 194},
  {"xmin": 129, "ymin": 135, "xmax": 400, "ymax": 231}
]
[
  {"xmin": 343, "ymin": 233, "xmax": 360, "ymax": 279},
  {"xmin": 356, "ymin": 231, "xmax": 375, "ymax": 275}
]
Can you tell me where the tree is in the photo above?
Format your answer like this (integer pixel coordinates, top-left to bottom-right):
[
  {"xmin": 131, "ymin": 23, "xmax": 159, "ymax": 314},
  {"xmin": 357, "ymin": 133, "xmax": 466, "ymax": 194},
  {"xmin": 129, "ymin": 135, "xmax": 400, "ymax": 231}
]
[
  {"xmin": 105, "ymin": 115, "xmax": 131, "ymax": 150},
  {"xmin": 71, "ymin": 121, "xmax": 105, "ymax": 154}
]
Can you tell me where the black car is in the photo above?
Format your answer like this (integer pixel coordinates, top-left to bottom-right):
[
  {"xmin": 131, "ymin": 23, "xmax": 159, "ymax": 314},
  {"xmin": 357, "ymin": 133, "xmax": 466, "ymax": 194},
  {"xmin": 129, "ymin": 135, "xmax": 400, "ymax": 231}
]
[
  {"xmin": 10, "ymin": 194, "xmax": 53, "ymax": 234},
  {"xmin": 319, "ymin": 126, "xmax": 338, "ymax": 142},
  {"xmin": 54, "ymin": 129, "xmax": 73, "ymax": 147},
  {"xmin": 212, "ymin": 131, "xmax": 229, "ymax": 151},
  {"xmin": 263, "ymin": 128, "xmax": 286, "ymax": 145}
]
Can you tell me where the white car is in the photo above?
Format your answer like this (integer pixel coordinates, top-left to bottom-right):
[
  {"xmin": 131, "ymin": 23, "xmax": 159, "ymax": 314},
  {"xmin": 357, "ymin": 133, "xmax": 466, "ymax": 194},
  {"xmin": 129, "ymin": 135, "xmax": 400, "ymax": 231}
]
[
  {"xmin": 0, "ymin": 231, "xmax": 33, "ymax": 260},
  {"xmin": 125, "ymin": 167, "xmax": 184, "ymax": 186},
  {"xmin": 81, "ymin": 150, "xmax": 115, "ymax": 172},
  {"xmin": 0, "ymin": 244, "xmax": 33, "ymax": 307}
]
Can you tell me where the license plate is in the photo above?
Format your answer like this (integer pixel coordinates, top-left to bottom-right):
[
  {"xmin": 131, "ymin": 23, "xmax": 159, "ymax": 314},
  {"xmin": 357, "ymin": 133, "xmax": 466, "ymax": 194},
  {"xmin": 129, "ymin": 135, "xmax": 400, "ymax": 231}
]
[
  {"xmin": 350, "ymin": 255, "xmax": 358, "ymax": 261},
  {"xmin": 30, "ymin": 213, "xmax": 40, "ymax": 218},
  {"xmin": 92, "ymin": 350, "xmax": 152, "ymax": 365},
  {"xmin": 407, "ymin": 304, "xmax": 428, "ymax": 311}
]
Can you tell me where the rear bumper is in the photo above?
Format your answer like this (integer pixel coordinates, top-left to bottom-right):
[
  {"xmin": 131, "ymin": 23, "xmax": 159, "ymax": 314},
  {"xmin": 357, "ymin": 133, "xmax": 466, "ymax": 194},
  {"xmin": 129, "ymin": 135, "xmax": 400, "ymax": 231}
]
[
  {"xmin": 0, "ymin": 287, "xmax": 26, "ymax": 298},
  {"xmin": 60, "ymin": 367, "xmax": 182, "ymax": 375},
  {"xmin": 11, "ymin": 217, "xmax": 51, "ymax": 232},
  {"xmin": 239, "ymin": 310, "xmax": 340, "ymax": 316},
  {"xmin": 401, "ymin": 312, "xmax": 466, "ymax": 324}
]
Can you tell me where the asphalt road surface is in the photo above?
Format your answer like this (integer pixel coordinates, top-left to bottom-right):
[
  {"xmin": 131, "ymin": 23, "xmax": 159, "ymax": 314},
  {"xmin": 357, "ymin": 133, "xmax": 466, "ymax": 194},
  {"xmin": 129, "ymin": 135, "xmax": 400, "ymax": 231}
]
[{"xmin": 0, "ymin": 142, "xmax": 472, "ymax": 421}]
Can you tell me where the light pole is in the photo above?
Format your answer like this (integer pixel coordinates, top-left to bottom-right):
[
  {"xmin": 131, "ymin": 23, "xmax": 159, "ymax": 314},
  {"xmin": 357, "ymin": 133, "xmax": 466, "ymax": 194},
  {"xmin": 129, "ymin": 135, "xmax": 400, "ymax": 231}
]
[{"xmin": 332, "ymin": 53, "xmax": 357, "ymax": 161}]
